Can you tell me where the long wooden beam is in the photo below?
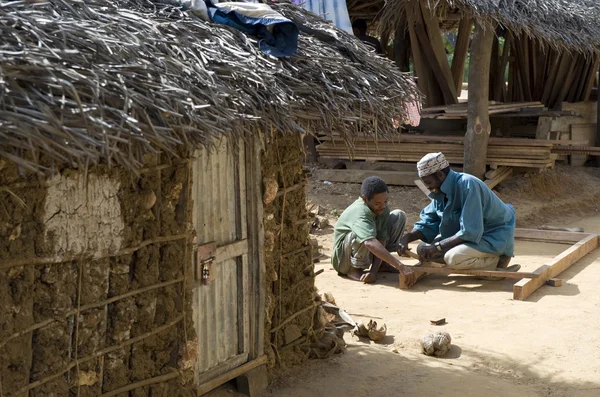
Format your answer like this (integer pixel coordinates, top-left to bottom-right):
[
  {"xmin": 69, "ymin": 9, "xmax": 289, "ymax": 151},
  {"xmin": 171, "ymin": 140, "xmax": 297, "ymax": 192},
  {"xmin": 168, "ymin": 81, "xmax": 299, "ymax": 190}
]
[
  {"xmin": 405, "ymin": 266, "xmax": 540, "ymax": 279},
  {"xmin": 514, "ymin": 228, "xmax": 590, "ymax": 243},
  {"xmin": 513, "ymin": 234, "xmax": 599, "ymax": 300},
  {"xmin": 196, "ymin": 356, "xmax": 268, "ymax": 396}
]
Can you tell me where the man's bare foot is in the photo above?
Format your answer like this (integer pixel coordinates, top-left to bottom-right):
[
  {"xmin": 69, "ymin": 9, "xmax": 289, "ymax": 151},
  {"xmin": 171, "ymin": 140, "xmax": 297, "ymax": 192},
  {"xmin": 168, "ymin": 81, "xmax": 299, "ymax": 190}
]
[
  {"xmin": 378, "ymin": 262, "xmax": 400, "ymax": 273},
  {"xmin": 497, "ymin": 255, "xmax": 511, "ymax": 269},
  {"xmin": 360, "ymin": 272, "xmax": 377, "ymax": 284},
  {"xmin": 347, "ymin": 267, "xmax": 366, "ymax": 281}
]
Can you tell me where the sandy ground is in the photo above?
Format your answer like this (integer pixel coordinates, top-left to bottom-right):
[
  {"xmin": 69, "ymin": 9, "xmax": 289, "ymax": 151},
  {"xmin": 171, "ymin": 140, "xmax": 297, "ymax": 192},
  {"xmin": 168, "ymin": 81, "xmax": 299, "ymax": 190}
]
[
  {"xmin": 210, "ymin": 167, "xmax": 600, "ymax": 397},
  {"xmin": 266, "ymin": 168, "xmax": 600, "ymax": 397}
]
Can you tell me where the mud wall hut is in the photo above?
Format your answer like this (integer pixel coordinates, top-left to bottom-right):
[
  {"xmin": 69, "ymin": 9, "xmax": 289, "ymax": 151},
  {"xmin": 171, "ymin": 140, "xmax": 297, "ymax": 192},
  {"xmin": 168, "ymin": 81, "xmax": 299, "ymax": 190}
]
[{"xmin": 0, "ymin": 0, "xmax": 418, "ymax": 396}]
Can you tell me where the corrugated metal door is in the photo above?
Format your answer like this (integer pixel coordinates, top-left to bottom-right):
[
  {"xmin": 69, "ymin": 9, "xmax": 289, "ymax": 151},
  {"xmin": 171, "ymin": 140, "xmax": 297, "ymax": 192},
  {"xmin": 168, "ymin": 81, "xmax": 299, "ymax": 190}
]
[{"xmin": 192, "ymin": 137, "xmax": 251, "ymax": 385}]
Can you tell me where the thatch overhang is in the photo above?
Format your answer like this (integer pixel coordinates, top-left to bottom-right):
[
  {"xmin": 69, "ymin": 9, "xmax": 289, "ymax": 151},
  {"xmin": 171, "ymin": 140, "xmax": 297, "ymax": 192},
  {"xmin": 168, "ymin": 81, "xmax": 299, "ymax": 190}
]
[
  {"xmin": 378, "ymin": 0, "xmax": 600, "ymax": 54},
  {"xmin": 0, "ymin": 0, "xmax": 419, "ymax": 174}
]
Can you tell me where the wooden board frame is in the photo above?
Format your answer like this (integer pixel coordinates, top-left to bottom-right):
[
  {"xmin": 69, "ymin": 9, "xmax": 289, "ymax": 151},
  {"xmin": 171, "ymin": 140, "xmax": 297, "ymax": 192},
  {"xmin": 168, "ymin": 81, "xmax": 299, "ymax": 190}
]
[{"xmin": 399, "ymin": 229, "xmax": 599, "ymax": 301}]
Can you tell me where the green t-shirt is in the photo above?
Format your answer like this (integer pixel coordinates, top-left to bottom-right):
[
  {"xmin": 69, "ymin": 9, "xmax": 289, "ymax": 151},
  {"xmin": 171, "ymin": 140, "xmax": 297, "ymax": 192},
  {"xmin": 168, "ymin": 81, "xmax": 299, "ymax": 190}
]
[{"xmin": 331, "ymin": 198, "xmax": 390, "ymax": 272}]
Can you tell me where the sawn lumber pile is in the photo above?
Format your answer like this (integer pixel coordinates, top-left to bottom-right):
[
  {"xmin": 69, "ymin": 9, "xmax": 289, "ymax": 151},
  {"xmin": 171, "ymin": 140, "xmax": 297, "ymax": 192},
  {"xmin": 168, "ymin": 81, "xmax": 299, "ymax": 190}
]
[
  {"xmin": 420, "ymin": 101, "xmax": 581, "ymax": 119},
  {"xmin": 316, "ymin": 135, "xmax": 560, "ymax": 169}
]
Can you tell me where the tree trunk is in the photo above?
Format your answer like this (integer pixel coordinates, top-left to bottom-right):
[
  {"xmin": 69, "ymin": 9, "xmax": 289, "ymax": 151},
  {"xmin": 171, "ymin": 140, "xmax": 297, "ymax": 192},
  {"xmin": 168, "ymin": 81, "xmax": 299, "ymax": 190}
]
[{"xmin": 464, "ymin": 22, "xmax": 495, "ymax": 179}]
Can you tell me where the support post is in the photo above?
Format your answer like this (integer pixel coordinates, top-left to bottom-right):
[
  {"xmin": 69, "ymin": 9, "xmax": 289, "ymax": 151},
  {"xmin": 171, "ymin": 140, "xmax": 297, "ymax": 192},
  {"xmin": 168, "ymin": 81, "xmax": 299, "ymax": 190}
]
[{"xmin": 464, "ymin": 22, "xmax": 495, "ymax": 179}]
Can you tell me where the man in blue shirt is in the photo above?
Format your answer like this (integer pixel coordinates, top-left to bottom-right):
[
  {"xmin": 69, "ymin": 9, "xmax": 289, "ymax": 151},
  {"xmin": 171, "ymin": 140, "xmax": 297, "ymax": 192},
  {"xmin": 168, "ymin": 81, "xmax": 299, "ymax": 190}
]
[{"xmin": 398, "ymin": 153, "xmax": 520, "ymax": 275}]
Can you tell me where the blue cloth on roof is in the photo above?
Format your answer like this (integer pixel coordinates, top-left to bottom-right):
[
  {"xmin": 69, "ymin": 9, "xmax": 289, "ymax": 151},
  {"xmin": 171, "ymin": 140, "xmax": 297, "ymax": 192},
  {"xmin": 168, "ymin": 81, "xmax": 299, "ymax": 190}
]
[
  {"xmin": 206, "ymin": 1, "xmax": 299, "ymax": 58},
  {"xmin": 414, "ymin": 169, "xmax": 516, "ymax": 257},
  {"xmin": 302, "ymin": 0, "xmax": 353, "ymax": 34}
]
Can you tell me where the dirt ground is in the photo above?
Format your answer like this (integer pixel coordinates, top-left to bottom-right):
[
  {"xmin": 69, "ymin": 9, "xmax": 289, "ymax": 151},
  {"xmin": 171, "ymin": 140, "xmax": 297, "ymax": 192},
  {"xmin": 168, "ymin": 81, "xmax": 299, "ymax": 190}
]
[
  {"xmin": 273, "ymin": 167, "xmax": 600, "ymax": 397},
  {"xmin": 211, "ymin": 166, "xmax": 600, "ymax": 397}
]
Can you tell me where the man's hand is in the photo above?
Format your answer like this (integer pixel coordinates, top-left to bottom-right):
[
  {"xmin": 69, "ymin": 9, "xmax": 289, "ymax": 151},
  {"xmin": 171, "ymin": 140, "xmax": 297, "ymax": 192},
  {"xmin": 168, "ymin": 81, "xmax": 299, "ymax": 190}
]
[
  {"xmin": 397, "ymin": 235, "xmax": 411, "ymax": 256},
  {"xmin": 419, "ymin": 244, "xmax": 439, "ymax": 263},
  {"xmin": 398, "ymin": 263, "xmax": 417, "ymax": 287}
]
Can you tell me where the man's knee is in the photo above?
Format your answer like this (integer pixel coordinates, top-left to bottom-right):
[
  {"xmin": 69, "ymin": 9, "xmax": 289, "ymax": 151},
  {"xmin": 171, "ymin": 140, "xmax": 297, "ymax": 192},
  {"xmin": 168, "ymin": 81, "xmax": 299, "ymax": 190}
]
[
  {"xmin": 389, "ymin": 209, "xmax": 407, "ymax": 225},
  {"xmin": 444, "ymin": 248, "xmax": 498, "ymax": 270}
]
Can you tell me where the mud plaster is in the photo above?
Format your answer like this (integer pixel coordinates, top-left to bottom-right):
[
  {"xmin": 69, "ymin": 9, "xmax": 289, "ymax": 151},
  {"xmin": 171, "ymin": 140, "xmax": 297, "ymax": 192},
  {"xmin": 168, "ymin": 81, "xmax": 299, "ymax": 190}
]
[
  {"xmin": 43, "ymin": 172, "xmax": 124, "ymax": 257},
  {"xmin": 261, "ymin": 132, "xmax": 314, "ymax": 378},
  {"xmin": 1, "ymin": 157, "xmax": 196, "ymax": 396}
]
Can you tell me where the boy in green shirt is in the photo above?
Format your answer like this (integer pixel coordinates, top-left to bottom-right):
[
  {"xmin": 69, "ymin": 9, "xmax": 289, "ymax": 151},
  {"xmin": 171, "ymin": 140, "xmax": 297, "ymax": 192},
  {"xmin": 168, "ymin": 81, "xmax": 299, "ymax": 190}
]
[{"xmin": 332, "ymin": 177, "xmax": 415, "ymax": 284}]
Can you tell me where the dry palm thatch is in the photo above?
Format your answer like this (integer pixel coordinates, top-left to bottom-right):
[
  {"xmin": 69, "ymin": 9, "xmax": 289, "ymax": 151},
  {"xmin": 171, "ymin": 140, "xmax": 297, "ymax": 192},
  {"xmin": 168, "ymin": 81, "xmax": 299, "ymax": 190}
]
[
  {"xmin": 379, "ymin": 0, "xmax": 600, "ymax": 54},
  {"xmin": 0, "ymin": 0, "xmax": 419, "ymax": 174}
]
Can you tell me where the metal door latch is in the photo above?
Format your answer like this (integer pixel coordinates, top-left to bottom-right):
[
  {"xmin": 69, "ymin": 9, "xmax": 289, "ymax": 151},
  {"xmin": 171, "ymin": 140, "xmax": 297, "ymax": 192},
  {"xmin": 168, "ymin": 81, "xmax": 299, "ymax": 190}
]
[{"xmin": 196, "ymin": 242, "xmax": 217, "ymax": 285}]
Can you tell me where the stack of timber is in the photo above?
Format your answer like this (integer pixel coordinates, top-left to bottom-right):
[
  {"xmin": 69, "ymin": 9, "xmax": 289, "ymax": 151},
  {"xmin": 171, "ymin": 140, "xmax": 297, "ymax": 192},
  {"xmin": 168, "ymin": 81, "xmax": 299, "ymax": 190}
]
[
  {"xmin": 490, "ymin": 34, "xmax": 599, "ymax": 108},
  {"xmin": 420, "ymin": 101, "xmax": 581, "ymax": 120},
  {"xmin": 316, "ymin": 135, "xmax": 558, "ymax": 169}
]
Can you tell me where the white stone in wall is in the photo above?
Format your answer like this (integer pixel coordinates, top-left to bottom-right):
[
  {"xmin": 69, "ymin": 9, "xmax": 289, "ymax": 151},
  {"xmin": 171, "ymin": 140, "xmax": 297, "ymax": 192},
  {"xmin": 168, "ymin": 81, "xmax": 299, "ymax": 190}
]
[{"xmin": 44, "ymin": 172, "xmax": 124, "ymax": 257}]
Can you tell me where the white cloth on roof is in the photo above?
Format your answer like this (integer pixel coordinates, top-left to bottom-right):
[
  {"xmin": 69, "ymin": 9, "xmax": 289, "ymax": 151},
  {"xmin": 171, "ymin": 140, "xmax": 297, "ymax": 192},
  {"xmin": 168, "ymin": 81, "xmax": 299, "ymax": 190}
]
[{"xmin": 302, "ymin": 0, "xmax": 353, "ymax": 34}]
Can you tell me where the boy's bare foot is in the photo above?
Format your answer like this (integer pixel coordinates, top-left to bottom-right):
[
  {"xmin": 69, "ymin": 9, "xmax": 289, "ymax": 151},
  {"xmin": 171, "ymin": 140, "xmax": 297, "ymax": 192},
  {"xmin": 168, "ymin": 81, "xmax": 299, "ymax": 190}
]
[{"xmin": 347, "ymin": 267, "xmax": 366, "ymax": 281}]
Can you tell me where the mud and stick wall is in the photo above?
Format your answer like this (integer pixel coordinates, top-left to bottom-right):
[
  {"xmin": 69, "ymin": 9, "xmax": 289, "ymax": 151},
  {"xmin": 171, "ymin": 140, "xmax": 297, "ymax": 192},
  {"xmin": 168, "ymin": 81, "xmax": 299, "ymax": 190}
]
[
  {"xmin": 0, "ymin": 156, "xmax": 197, "ymax": 397},
  {"xmin": 261, "ymin": 133, "xmax": 316, "ymax": 378}
]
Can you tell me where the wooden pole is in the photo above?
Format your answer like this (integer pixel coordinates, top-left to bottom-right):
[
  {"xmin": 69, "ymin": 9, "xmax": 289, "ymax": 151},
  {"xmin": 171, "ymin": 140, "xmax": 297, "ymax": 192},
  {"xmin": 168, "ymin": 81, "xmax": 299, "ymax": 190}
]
[
  {"xmin": 464, "ymin": 22, "xmax": 495, "ymax": 179},
  {"xmin": 393, "ymin": 17, "xmax": 410, "ymax": 72},
  {"xmin": 451, "ymin": 17, "xmax": 472, "ymax": 94}
]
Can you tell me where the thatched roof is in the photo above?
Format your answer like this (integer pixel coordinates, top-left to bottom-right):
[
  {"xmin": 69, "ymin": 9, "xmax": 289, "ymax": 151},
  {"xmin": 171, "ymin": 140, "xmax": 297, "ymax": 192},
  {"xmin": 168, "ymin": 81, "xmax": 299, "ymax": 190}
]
[
  {"xmin": 379, "ymin": 0, "xmax": 600, "ymax": 54},
  {"xmin": 0, "ymin": 0, "xmax": 418, "ymax": 174}
]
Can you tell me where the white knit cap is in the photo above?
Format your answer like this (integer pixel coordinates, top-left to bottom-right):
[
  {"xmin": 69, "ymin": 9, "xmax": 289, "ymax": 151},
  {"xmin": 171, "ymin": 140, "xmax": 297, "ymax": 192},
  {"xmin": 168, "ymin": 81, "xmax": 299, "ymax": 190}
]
[{"xmin": 417, "ymin": 152, "xmax": 449, "ymax": 178}]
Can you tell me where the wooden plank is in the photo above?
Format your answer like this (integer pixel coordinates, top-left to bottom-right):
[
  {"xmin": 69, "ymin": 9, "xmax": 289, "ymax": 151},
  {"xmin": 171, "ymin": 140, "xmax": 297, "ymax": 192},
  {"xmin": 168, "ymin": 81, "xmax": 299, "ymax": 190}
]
[
  {"xmin": 574, "ymin": 57, "xmax": 592, "ymax": 102},
  {"xmin": 583, "ymin": 56, "xmax": 600, "ymax": 101},
  {"xmin": 250, "ymin": 138, "xmax": 265, "ymax": 358},
  {"xmin": 485, "ymin": 167, "xmax": 512, "ymax": 189},
  {"xmin": 514, "ymin": 228, "xmax": 591, "ymax": 243},
  {"xmin": 414, "ymin": 4, "xmax": 458, "ymax": 104},
  {"xmin": 414, "ymin": 179, "xmax": 431, "ymax": 196},
  {"xmin": 406, "ymin": 265, "xmax": 540, "ymax": 279},
  {"xmin": 399, "ymin": 262, "xmax": 428, "ymax": 288},
  {"xmin": 451, "ymin": 17, "xmax": 472, "ymax": 93},
  {"xmin": 567, "ymin": 55, "xmax": 587, "ymax": 102},
  {"xmin": 196, "ymin": 356, "xmax": 267, "ymax": 396},
  {"xmin": 414, "ymin": 22, "xmax": 457, "ymax": 105},
  {"xmin": 484, "ymin": 166, "xmax": 511, "ymax": 180},
  {"xmin": 548, "ymin": 54, "xmax": 574, "ymax": 109},
  {"xmin": 541, "ymin": 53, "xmax": 562, "ymax": 105},
  {"xmin": 545, "ymin": 278, "xmax": 563, "ymax": 287},
  {"xmin": 317, "ymin": 154, "xmax": 555, "ymax": 168},
  {"xmin": 513, "ymin": 234, "xmax": 599, "ymax": 300},
  {"xmin": 510, "ymin": 37, "xmax": 531, "ymax": 101},
  {"xmin": 343, "ymin": 160, "xmax": 459, "ymax": 173},
  {"xmin": 318, "ymin": 134, "xmax": 559, "ymax": 147},
  {"xmin": 407, "ymin": 1, "xmax": 438, "ymax": 107},
  {"xmin": 534, "ymin": 41, "xmax": 549, "ymax": 99},
  {"xmin": 494, "ymin": 32, "xmax": 512, "ymax": 102},
  {"xmin": 553, "ymin": 56, "xmax": 579, "ymax": 110},
  {"xmin": 216, "ymin": 239, "xmax": 248, "ymax": 262},
  {"xmin": 313, "ymin": 169, "xmax": 418, "ymax": 186},
  {"xmin": 419, "ymin": 1, "xmax": 458, "ymax": 102}
]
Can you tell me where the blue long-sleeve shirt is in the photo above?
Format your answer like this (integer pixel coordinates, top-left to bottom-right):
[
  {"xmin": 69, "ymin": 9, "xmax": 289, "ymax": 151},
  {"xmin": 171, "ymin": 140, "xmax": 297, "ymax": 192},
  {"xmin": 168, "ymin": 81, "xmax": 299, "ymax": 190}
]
[{"xmin": 414, "ymin": 169, "xmax": 516, "ymax": 257}]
